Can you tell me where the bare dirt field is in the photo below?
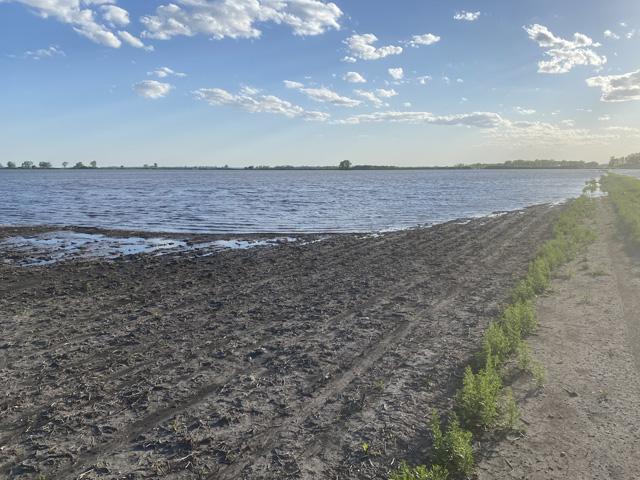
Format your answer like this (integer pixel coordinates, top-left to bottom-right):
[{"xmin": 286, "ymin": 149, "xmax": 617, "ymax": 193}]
[
  {"xmin": 477, "ymin": 200, "xmax": 640, "ymax": 480},
  {"xmin": 0, "ymin": 206, "xmax": 559, "ymax": 480}
]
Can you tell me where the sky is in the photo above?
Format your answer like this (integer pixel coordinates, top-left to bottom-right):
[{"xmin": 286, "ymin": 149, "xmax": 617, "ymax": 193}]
[{"xmin": 0, "ymin": 0, "xmax": 639, "ymax": 167}]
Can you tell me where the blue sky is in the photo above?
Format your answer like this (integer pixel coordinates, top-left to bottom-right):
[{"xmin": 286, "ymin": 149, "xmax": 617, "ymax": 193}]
[{"xmin": 1, "ymin": 0, "xmax": 639, "ymax": 167}]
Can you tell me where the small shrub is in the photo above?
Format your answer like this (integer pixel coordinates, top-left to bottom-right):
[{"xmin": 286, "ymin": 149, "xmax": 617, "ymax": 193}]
[
  {"xmin": 458, "ymin": 360, "xmax": 502, "ymax": 429},
  {"xmin": 531, "ymin": 361, "xmax": 546, "ymax": 388},
  {"xmin": 431, "ymin": 412, "xmax": 474, "ymax": 476},
  {"xmin": 499, "ymin": 388, "xmax": 520, "ymax": 430},
  {"xmin": 515, "ymin": 341, "xmax": 532, "ymax": 372},
  {"xmin": 389, "ymin": 463, "xmax": 449, "ymax": 480},
  {"xmin": 482, "ymin": 322, "xmax": 510, "ymax": 366}
]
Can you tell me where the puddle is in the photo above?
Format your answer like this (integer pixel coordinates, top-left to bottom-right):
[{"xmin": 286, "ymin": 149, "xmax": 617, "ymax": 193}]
[{"xmin": 0, "ymin": 231, "xmax": 296, "ymax": 266}]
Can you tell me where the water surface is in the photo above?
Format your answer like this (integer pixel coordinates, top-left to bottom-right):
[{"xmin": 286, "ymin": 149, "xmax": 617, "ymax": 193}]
[{"xmin": 0, "ymin": 169, "xmax": 601, "ymax": 233}]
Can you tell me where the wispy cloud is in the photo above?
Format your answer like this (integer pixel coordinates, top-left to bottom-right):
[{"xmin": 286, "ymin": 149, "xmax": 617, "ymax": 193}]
[
  {"xmin": 194, "ymin": 86, "xmax": 330, "ymax": 121},
  {"xmin": 23, "ymin": 45, "xmax": 65, "ymax": 60}
]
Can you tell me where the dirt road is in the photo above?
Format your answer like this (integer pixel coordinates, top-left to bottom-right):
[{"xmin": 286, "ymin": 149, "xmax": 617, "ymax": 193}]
[
  {"xmin": 0, "ymin": 205, "xmax": 558, "ymax": 480},
  {"xmin": 477, "ymin": 200, "xmax": 640, "ymax": 480}
]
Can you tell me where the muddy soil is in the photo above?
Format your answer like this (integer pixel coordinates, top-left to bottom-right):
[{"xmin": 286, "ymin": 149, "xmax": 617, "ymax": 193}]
[
  {"xmin": 477, "ymin": 199, "xmax": 640, "ymax": 480},
  {"xmin": 0, "ymin": 205, "xmax": 559, "ymax": 480}
]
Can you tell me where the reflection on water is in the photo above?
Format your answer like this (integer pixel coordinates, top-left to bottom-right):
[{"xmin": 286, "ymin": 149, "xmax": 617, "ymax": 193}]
[
  {"xmin": 0, "ymin": 169, "xmax": 602, "ymax": 234},
  {"xmin": 0, "ymin": 231, "xmax": 297, "ymax": 266}
]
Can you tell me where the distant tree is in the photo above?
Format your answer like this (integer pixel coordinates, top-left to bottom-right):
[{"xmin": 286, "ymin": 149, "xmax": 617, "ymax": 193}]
[
  {"xmin": 0, "ymin": 162, "xmax": 3, "ymax": 168},
  {"xmin": 39, "ymin": 161, "xmax": 52, "ymax": 169},
  {"xmin": 62, "ymin": 161, "xmax": 69, "ymax": 168},
  {"xmin": 89, "ymin": 160, "xmax": 97, "ymax": 168},
  {"xmin": 339, "ymin": 160, "xmax": 352, "ymax": 170},
  {"xmin": 7, "ymin": 161, "xmax": 16, "ymax": 169},
  {"xmin": 73, "ymin": 162, "xmax": 86, "ymax": 169},
  {"xmin": 21, "ymin": 161, "xmax": 34, "ymax": 169},
  {"xmin": 153, "ymin": 162, "xmax": 158, "ymax": 168}
]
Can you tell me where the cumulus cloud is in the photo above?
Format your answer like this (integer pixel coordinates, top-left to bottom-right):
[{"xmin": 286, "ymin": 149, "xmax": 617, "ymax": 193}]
[
  {"xmin": 388, "ymin": 67, "xmax": 404, "ymax": 80},
  {"xmin": 141, "ymin": 0, "xmax": 342, "ymax": 41},
  {"xmin": 454, "ymin": 11, "xmax": 480, "ymax": 22},
  {"xmin": 340, "ymin": 111, "xmax": 506, "ymax": 129},
  {"xmin": 524, "ymin": 24, "xmax": 606, "ymax": 74},
  {"xmin": 344, "ymin": 33, "xmax": 403, "ymax": 61},
  {"xmin": 133, "ymin": 80, "xmax": 173, "ymax": 99},
  {"xmin": 408, "ymin": 33, "xmax": 440, "ymax": 47},
  {"xmin": 285, "ymin": 81, "xmax": 361, "ymax": 107},
  {"xmin": 194, "ymin": 86, "xmax": 329, "ymax": 121},
  {"xmin": 417, "ymin": 75, "xmax": 432, "ymax": 85},
  {"xmin": 586, "ymin": 69, "xmax": 640, "ymax": 102},
  {"xmin": 23, "ymin": 45, "xmax": 65, "ymax": 60},
  {"xmin": 3, "ymin": 0, "xmax": 130, "ymax": 47},
  {"xmin": 343, "ymin": 71, "xmax": 366, "ymax": 83},
  {"xmin": 100, "ymin": 4, "xmax": 128, "ymax": 26},
  {"xmin": 149, "ymin": 66, "xmax": 187, "ymax": 78}
]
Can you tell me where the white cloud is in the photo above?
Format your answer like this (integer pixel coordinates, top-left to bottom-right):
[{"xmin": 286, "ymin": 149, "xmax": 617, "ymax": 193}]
[
  {"xmin": 524, "ymin": 24, "xmax": 606, "ymax": 74},
  {"xmin": 353, "ymin": 88, "xmax": 397, "ymax": 107},
  {"xmin": 454, "ymin": 11, "xmax": 480, "ymax": 22},
  {"xmin": 343, "ymin": 71, "xmax": 366, "ymax": 83},
  {"xmin": 515, "ymin": 106, "xmax": 536, "ymax": 115},
  {"xmin": 586, "ymin": 69, "xmax": 640, "ymax": 102},
  {"xmin": 287, "ymin": 82, "xmax": 361, "ymax": 107},
  {"xmin": 598, "ymin": 114, "xmax": 611, "ymax": 121},
  {"xmin": 118, "ymin": 31, "xmax": 154, "ymax": 50},
  {"xmin": 417, "ymin": 75, "xmax": 432, "ymax": 85},
  {"xmin": 4, "ymin": 0, "xmax": 125, "ymax": 48},
  {"xmin": 141, "ymin": 0, "xmax": 342, "ymax": 41},
  {"xmin": 341, "ymin": 56, "xmax": 357, "ymax": 63},
  {"xmin": 376, "ymin": 88, "xmax": 398, "ymax": 98},
  {"xmin": 133, "ymin": 80, "xmax": 173, "ymax": 99},
  {"xmin": 284, "ymin": 80, "xmax": 305, "ymax": 89},
  {"xmin": 604, "ymin": 29, "xmax": 620, "ymax": 40},
  {"xmin": 23, "ymin": 45, "xmax": 65, "ymax": 60},
  {"xmin": 149, "ymin": 66, "xmax": 187, "ymax": 78},
  {"xmin": 354, "ymin": 89, "xmax": 385, "ymax": 107},
  {"xmin": 388, "ymin": 67, "xmax": 404, "ymax": 80},
  {"xmin": 340, "ymin": 110, "xmax": 506, "ymax": 129},
  {"xmin": 456, "ymin": 78, "xmax": 464, "ymax": 84},
  {"xmin": 344, "ymin": 33, "xmax": 403, "ymax": 61},
  {"xmin": 487, "ymin": 119, "xmax": 622, "ymax": 147},
  {"xmin": 402, "ymin": 102, "xmax": 412, "ymax": 108},
  {"xmin": 100, "ymin": 4, "xmax": 128, "ymax": 26},
  {"xmin": 194, "ymin": 86, "xmax": 329, "ymax": 121},
  {"xmin": 408, "ymin": 33, "xmax": 440, "ymax": 47}
]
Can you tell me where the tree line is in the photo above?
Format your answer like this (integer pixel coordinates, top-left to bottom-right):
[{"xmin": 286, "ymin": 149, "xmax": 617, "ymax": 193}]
[
  {"xmin": 0, "ymin": 161, "xmax": 98, "ymax": 169},
  {"xmin": 609, "ymin": 152, "xmax": 640, "ymax": 169}
]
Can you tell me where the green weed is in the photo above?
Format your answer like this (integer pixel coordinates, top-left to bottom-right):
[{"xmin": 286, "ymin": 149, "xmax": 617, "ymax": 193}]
[
  {"xmin": 389, "ymin": 463, "xmax": 449, "ymax": 480},
  {"xmin": 457, "ymin": 360, "xmax": 502, "ymax": 429},
  {"xmin": 431, "ymin": 411, "xmax": 474, "ymax": 476}
]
